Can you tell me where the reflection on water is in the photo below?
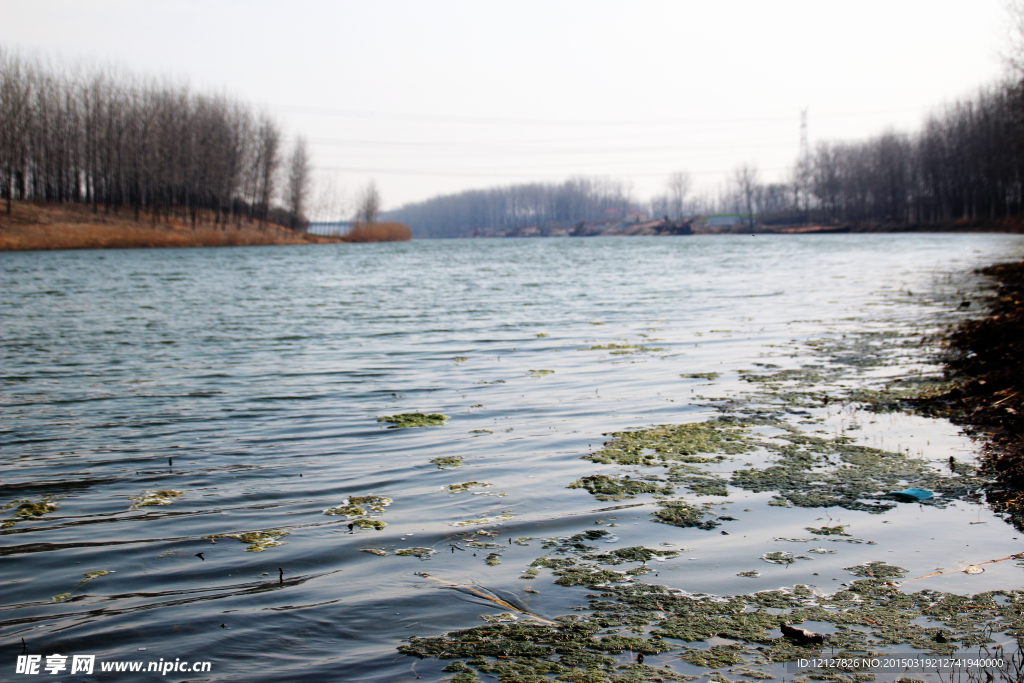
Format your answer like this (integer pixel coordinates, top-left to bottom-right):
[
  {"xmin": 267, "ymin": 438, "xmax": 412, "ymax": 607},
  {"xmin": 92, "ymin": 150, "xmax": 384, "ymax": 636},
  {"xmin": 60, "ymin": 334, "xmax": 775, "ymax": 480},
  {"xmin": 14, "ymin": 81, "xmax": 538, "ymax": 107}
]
[{"xmin": 2, "ymin": 234, "xmax": 1023, "ymax": 681}]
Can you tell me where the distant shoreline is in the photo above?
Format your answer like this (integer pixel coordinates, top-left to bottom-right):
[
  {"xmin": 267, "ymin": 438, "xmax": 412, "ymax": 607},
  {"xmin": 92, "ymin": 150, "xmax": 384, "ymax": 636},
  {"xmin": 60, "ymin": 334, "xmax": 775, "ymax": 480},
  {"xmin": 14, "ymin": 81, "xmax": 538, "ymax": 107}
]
[{"xmin": 0, "ymin": 201, "xmax": 410, "ymax": 251}]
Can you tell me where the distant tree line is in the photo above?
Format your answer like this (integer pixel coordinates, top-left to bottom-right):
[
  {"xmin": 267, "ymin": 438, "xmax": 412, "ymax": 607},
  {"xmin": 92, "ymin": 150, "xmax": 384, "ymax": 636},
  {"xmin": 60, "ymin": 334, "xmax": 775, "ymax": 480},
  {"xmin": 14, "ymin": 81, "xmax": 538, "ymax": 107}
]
[
  {"xmin": 0, "ymin": 47, "xmax": 310, "ymax": 229},
  {"xmin": 383, "ymin": 177, "xmax": 640, "ymax": 238},
  {"xmin": 793, "ymin": 83, "xmax": 1022, "ymax": 225},
  {"xmin": 386, "ymin": 80, "xmax": 1024, "ymax": 236}
]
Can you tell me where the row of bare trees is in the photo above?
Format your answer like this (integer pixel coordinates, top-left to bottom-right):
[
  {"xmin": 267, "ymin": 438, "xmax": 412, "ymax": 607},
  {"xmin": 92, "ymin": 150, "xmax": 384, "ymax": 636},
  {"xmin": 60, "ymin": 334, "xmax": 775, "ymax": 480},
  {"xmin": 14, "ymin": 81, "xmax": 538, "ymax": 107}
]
[
  {"xmin": 383, "ymin": 177, "xmax": 640, "ymax": 238},
  {"xmin": 0, "ymin": 48, "xmax": 311, "ymax": 229},
  {"xmin": 387, "ymin": 79, "xmax": 1024, "ymax": 236},
  {"xmin": 728, "ymin": 83, "xmax": 1024, "ymax": 226}
]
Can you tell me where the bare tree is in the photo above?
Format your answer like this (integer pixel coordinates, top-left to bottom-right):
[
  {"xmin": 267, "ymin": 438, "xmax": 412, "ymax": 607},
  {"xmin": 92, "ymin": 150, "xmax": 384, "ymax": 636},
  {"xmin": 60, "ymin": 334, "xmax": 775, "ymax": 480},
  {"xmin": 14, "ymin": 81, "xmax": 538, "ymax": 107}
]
[
  {"xmin": 666, "ymin": 171, "xmax": 692, "ymax": 219},
  {"xmin": 310, "ymin": 172, "xmax": 346, "ymax": 223},
  {"xmin": 356, "ymin": 180, "xmax": 380, "ymax": 224},
  {"xmin": 733, "ymin": 164, "xmax": 760, "ymax": 229},
  {"xmin": 284, "ymin": 137, "xmax": 310, "ymax": 229}
]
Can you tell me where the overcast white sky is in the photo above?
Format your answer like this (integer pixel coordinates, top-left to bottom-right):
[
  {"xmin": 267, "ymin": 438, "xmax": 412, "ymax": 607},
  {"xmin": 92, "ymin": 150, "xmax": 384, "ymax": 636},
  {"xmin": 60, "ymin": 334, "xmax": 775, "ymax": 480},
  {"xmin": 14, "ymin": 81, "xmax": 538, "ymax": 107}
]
[{"xmin": 0, "ymin": 0, "xmax": 1013, "ymax": 215}]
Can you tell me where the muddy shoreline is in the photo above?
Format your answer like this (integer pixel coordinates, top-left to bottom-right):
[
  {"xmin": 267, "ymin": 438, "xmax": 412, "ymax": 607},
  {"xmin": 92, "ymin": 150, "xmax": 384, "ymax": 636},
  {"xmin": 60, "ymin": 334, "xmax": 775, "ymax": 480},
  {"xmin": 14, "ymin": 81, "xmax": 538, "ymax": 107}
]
[{"xmin": 919, "ymin": 260, "xmax": 1024, "ymax": 528}]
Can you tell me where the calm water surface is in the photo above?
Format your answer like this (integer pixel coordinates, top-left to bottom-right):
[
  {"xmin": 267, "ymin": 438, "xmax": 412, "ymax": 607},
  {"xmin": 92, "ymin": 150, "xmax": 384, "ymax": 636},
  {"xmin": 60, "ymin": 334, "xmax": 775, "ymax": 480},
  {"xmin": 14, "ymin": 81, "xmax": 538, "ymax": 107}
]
[{"xmin": 2, "ymin": 234, "xmax": 1023, "ymax": 682}]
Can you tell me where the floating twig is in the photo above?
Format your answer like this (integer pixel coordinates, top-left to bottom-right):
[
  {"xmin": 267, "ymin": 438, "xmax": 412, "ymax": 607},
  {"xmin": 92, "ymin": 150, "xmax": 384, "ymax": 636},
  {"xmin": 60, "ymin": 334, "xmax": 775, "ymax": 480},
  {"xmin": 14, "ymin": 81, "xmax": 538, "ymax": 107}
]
[
  {"xmin": 415, "ymin": 572, "xmax": 557, "ymax": 625},
  {"xmin": 902, "ymin": 552, "xmax": 1024, "ymax": 583}
]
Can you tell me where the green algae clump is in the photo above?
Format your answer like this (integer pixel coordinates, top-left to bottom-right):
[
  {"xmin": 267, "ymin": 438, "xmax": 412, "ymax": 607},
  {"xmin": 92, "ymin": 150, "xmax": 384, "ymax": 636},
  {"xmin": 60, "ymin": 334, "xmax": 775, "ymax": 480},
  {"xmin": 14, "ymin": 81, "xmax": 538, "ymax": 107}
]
[
  {"xmin": 396, "ymin": 547, "xmax": 437, "ymax": 559},
  {"xmin": 806, "ymin": 524, "xmax": 849, "ymax": 536},
  {"xmin": 585, "ymin": 422, "xmax": 752, "ymax": 467},
  {"xmin": 324, "ymin": 495, "xmax": 392, "ymax": 517},
  {"xmin": 378, "ymin": 413, "xmax": 448, "ymax": 428},
  {"xmin": 567, "ymin": 474, "xmax": 673, "ymax": 501},
  {"xmin": 129, "ymin": 489, "xmax": 183, "ymax": 511},
  {"xmin": 353, "ymin": 519, "xmax": 386, "ymax": 530},
  {"xmin": 584, "ymin": 546, "xmax": 679, "ymax": 564},
  {"xmin": 760, "ymin": 551, "xmax": 809, "ymax": 565},
  {"xmin": 681, "ymin": 372, "xmax": 721, "ymax": 380},
  {"xmin": 50, "ymin": 593, "xmax": 71, "ymax": 603},
  {"xmin": 651, "ymin": 500, "xmax": 721, "ymax": 530},
  {"xmin": 447, "ymin": 481, "xmax": 491, "ymax": 493},
  {"xmin": 528, "ymin": 369, "xmax": 555, "ymax": 377},
  {"xmin": 204, "ymin": 529, "xmax": 289, "ymax": 552},
  {"xmin": 360, "ymin": 548, "xmax": 389, "ymax": 556},
  {"xmin": 453, "ymin": 514, "xmax": 513, "ymax": 527},
  {"xmin": 2, "ymin": 498, "xmax": 59, "ymax": 527},
  {"xmin": 431, "ymin": 456, "xmax": 463, "ymax": 469}
]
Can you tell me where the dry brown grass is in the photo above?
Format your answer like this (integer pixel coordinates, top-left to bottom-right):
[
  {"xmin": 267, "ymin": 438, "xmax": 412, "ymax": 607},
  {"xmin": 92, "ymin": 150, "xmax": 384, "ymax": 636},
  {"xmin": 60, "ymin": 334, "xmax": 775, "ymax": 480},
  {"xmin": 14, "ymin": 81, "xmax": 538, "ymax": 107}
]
[
  {"xmin": 343, "ymin": 222, "xmax": 412, "ymax": 243},
  {"xmin": 0, "ymin": 201, "xmax": 348, "ymax": 251}
]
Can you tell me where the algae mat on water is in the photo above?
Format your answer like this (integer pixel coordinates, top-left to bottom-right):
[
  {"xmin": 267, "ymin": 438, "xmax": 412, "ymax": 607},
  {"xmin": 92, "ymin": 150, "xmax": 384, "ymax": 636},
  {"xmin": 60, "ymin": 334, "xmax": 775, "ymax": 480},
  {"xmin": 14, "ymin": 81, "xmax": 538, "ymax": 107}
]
[
  {"xmin": 398, "ymin": 271, "xmax": 1022, "ymax": 681},
  {"xmin": 402, "ymin": 547, "xmax": 1024, "ymax": 681},
  {"xmin": 378, "ymin": 413, "xmax": 448, "ymax": 428}
]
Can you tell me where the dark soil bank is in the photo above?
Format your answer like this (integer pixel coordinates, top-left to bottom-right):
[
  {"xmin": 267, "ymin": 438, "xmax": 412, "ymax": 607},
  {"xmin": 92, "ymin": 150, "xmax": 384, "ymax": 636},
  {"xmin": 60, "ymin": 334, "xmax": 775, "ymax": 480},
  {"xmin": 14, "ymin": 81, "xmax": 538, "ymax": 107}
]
[{"xmin": 927, "ymin": 260, "xmax": 1024, "ymax": 525}]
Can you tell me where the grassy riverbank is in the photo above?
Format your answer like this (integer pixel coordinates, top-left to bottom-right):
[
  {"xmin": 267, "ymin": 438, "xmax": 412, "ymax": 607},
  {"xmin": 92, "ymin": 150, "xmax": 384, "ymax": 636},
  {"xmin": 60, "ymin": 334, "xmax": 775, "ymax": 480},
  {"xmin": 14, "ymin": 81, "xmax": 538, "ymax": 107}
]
[{"xmin": 0, "ymin": 201, "xmax": 352, "ymax": 250}]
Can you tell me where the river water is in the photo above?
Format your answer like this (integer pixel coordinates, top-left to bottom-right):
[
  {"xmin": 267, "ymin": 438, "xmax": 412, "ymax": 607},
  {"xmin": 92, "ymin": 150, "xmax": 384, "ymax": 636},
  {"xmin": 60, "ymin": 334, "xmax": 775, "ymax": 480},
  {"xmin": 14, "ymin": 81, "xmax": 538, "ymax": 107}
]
[{"xmin": 2, "ymin": 234, "xmax": 1023, "ymax": 682}]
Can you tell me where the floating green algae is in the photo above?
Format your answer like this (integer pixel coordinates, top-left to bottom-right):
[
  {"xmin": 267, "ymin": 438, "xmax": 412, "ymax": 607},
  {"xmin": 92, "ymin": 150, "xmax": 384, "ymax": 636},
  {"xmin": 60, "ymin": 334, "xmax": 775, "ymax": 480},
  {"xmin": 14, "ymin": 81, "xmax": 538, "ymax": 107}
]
[
  {"xmin": 583, "ymin": 546, "xmax": 679, "ymax": 565},
  {"xmin": 761, "ymin": 551, "xmax": 812, "ymax": 565},
  {"xmin": 584, "ymin": 422, "xmax": 752, "ymax": 467},
  {"xmin": 737, "ymin": 570, "xmax": 760, "ymax": 577},
  {"xmin": 678, "ymin": 643, "xmax": 746, "ymax": 668},
  {"xmin": 668, "ymin": 473, "xmax": 729, "ymax": 497},
  {"xmin": 528, "ymin": 369, "xmax": 555, "ymax": 377},
  {"xmin": 567, "ymin": 474, "xmax": 673, "ymax": 501},
  {"xmin": 360, "ymin": 548, "xmax": 389, "ymax": 556},
  {"xmin": 353, "ymin": 519, "xmax": 386, "ymax": 530},
  {"xmin": 447, "ymin": 482, "xmax": 491, "ymax": 493},
  {"xmin": 680, "ymin": 372, "xmax": 721, "ymax": 380},
  {"xmin": 484, "ymin": 552, "xmax": 502, "ymax": 566},
  {"xmin": 400, "ymin": 548, "xmax": 1024, "ymax": 681},
  {"xmin": 844, "ymin": 560, "xmax": 905, "ymax": 579},
  {"xmin": 51, "ymin": 569, "xmax": 111, "ymax": 602},
  {"xmin": 535, "ymin": 332, "xmax": 550, "ymax": 338},
  {"xmin": 396, "ymin": 547, "xmax": 437, "ymax": 560},
  {"xmin": 204, "ymin": 529, "xmax": 288, "ymax": 552},
  {"xmin": 129, "ymin": 489, "xmax": 183, "ymax": 511},
  {"xmin": 453, "ymin": 514, "xmax": 513, "ymax": 527},
  {"xmin": 431, "ymin": 456, "xmax": 463, "ymax": 469},
  {"xmin": 806, "ymin": 525, "xmax": 849, "ymax": 536},
  {"xmin": 2, "ymin": 498, "xmax": 59, "ymax": 528},
  {"xmin": 480, "ymin": 612, "xmax": 518, "ymax": 623},
  {"xmin": 324, "ymin": 494, "xmax": 391, "ymax": 530},
  {"xmin": 324, "ymin": 495, "xmax": 392, "ymax": 516},
  {"xmin": 378, "ymin": 413, "xmax": 448, "ymax": 428},
  {"xmin": 453, "ymin": 356, "xmax": 468, "ymax": 364},
  {"xmin": 730, "ymin": 428, "xmax": 974, "ymax": 514},
  {"xmin": 651, "ymin": 500, "xmax": 721, "ymax": 530}
]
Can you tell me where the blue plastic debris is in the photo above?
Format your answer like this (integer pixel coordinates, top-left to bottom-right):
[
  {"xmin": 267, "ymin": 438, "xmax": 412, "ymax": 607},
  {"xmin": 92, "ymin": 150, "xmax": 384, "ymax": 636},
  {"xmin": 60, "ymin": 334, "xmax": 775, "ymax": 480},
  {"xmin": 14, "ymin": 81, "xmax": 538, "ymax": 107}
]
[{"xmin": 890, "ymin": 487, "xmax": 933, "ymax": 502}]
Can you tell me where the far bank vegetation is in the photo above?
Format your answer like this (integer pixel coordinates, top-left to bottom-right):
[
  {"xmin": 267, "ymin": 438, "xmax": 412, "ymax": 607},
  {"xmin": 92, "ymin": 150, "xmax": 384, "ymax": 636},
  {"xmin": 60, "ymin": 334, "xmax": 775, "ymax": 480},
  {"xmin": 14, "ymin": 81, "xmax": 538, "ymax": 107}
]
[
  {"xmin": 384, "ymin": 81, "xmax": 1024, "ymax": 237},
  {"xmin": 0, "ymin": 47, "xmax": 312, "ymax": 231}
]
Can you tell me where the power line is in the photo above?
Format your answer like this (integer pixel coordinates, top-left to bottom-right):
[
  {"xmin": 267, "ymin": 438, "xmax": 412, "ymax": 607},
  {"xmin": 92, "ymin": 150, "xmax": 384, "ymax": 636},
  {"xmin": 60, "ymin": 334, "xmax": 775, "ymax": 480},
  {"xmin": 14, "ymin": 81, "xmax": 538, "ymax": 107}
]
[
  {"xmin": 316, "ymin": 165, "xmax": 792, "ymax": 178},
  {"xmin": 268, "ymin": 102, "xmax": 933, "ymax": 128}
]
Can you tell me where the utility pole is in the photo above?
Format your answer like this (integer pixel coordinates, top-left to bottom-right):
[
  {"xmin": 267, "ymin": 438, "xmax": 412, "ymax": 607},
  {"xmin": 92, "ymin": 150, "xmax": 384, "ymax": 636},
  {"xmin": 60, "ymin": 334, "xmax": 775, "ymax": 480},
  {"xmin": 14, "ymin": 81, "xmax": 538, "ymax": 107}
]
[
  {"xmin": 798, "ymin": 107, "xmax": 810, "ymax": 224},
  {"xmin": 799, "ymin": 107, "xmax": 809, "ymax": 161}
]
